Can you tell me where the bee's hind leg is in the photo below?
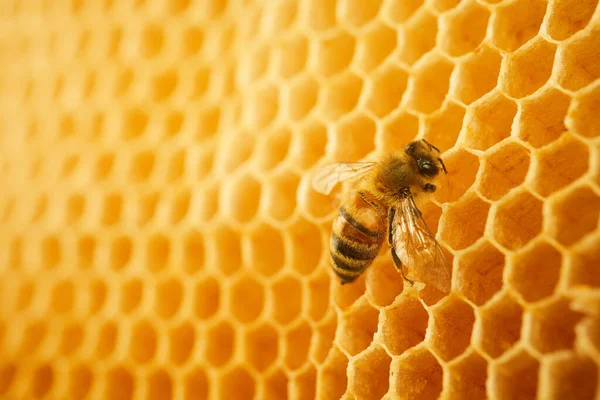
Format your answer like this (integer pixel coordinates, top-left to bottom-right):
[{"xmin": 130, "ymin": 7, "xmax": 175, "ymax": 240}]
[{"xmin": 388, "ymin": 207, "xmax": 414, "ymax": 287}]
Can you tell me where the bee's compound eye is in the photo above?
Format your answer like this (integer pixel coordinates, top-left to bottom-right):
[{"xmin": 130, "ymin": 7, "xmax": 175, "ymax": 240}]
[{"xmin": 418, "ymin": 159, "xmax": 438, "ymax": 177}]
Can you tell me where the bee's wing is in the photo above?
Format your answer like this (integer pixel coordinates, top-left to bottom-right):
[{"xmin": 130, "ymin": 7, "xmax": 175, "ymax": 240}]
[
  {"xmin": 311, "ymin": 162, "xmax": 376, "ymax": 195},
  {"xmin": 392, "ymin": 196, "xmax": 451, "ymax": 293}
]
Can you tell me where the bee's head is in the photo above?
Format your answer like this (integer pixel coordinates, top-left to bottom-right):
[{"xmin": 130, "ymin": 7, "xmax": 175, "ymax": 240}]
[{"xmin": 405, "ymin": 139, "xmax": 447, "ymax": 178}]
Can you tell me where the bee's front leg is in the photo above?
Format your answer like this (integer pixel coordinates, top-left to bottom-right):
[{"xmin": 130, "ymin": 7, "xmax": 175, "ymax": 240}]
[
  {"xmin": 423, "ymin": 183, "xmax": 436, "ymax": 193},
  {"xmin": 388, "ymin": 206, "xmax": 414, "ymax": 286}
]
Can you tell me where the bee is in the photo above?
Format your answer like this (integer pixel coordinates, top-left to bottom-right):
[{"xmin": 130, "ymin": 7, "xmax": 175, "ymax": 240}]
[{"xmin": 312, "ymin": 139, "xmax": 451, "ymax": 292}]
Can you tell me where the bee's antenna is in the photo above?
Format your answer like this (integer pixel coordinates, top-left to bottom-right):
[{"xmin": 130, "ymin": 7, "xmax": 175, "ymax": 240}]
[
  {"xmin": 438, "ymin": 158, "xmax": 448, "ymax": 174},
  {"xmin": 421, "ymin": 138, "xmax": 440, "ymax": 153}
]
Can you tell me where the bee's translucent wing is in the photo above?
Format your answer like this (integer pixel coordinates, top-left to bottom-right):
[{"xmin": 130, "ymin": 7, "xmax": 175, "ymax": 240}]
[
  {"xmin": 311, "ymin": 162, "xmax": 376, "ymax": 195},
  {"xmin": 392, "ymin": 196, "xmax": 451, "ymax": 293}
]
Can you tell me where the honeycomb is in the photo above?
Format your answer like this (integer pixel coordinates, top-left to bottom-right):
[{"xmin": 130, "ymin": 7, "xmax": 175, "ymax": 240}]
[{"xmin": 0, "ymin": 0, "xmax": 599, "ymax": 399}]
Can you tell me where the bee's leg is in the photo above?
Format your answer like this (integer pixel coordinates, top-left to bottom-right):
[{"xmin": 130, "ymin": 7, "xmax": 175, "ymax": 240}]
[
  {"xmin": 358, "ymin": 191, "xmax": 385, "ymax": 217},
  {"xmin": 423, "ymin": 183, "xmax": 436, "ymax": 193},
  {"xmin": 388, "ymin": 206, "xmax": 414, "ymax": 286}
]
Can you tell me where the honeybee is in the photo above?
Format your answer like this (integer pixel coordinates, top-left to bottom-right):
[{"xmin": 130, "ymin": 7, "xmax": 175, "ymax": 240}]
[{"xmin": 312, "ymin": 139, "xmax": 451, "ymax": 292}]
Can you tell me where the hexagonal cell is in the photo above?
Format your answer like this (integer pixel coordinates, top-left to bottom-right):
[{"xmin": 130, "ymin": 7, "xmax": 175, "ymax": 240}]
[
  {"xmin": 197, "ymin": 106, "xmax": 221, "ymax": 140},
  {"xmin": 455, "ymin": 240, "xmax": 505, "ymax": 305},
  {"xmin": 331, "ymin": 113, "xmax": 376, "ymax": 161},
  {"xmin": 446, "ymin": 350, "xmax": 488, "ymax": 399},
  {"xmin": 41, "ymin": 234, "xmax": 61, "ymax": 269},
  {"xmin": 366, "ymin": 66, "xmax": 408, "ymax": 119},
  {"xmin": 148, "ymin": 369, "xmax": 172, "ymax": 400},
  {"xmin": 500, "ymin": 37, "xmax": 557, "ymax": 99},
  {"xmin": 306, "ymin": 0, "xmax": 337, "ymax": 31},
  {"xmin": 59, "ymin": 323, "xmax": 84, "ymax": 357},
  {"xmin": 274, "ymin": 34, "xmax": 308, "ymax": 79},
  {"xmin": 475, "ymin": 291, "xmax": 523, "ymax": 358},
  {"xmin": 89, "ymin": 279, "xmax": 108, "ymax": 315},
  {"xmin": 242, "ymin": 85, "xmax": 279, "ymax": 130},
  {"xmin": 490, "ymin": 0, "xmax": 547, "ymax": 52},
  {"xmin": 287, "ymin": 218, "xmax": 323, "ymax": 275},
  {"xmin": 122, "ymin": 107, "xmax": 149, "ymax": 140},
  {"xmin": 532, "ymin": 134, "xmax": 589, "ymax": 197},
  {"xmin": 566, "ymin": 81, "xmax": 600, "ymax": 139},
  {"xmin": 509, "ymin": 240, "xmax": 562, "ymax": 303},
  {"xmin": 230, "ymin": 274, "xmax": 264, "ymax": 323},
  {"xmin": 348, "ymin": 345, "xmax": 391, "ymax": 400},
  {"xmin": 264, "ymin": 368, "xmax": 288, "ymax": 400},
  {"xmin": 69, "ymin": 364, "xmax": 93, "ymax": 399},
  {"xmin": 403, "ymin": 53, "xmax": 454, "ymax": 114},
  {"xmin": 311, "ymin": 314, "xmax": 337, "ymax": 364},
  {"xmin": 218, "ymin": 366, "xmax": 255, "ymax": 400},
  {"xmin": 223, "ymin": 173, "xmax": 261, "ymax": 224},
  {"xmin": 289, "ymin": 121, "xmax": 327, "ymax": 171},
  {"xmin": 390, "ymin": 347, "xmax": 443, "ymax": 399},
  {"xmin": 182, "ymin": 231, "xmax": 204, "ymax": 274},
  {"xmin": 380, "ymin": 293, "xmax": 428, "ymax": 356},
  {"xmin": 244, "ymin": 323, "xmax": 279, "ymax": 372},
  {"xmin": 19, "ymin": 320, "xmax": 47, "ymax": 356},
  {"xmin": 287, "ymin": 76, "xmax": 318, "ymax": 121},
  {"xmin": 145, "ymin": 234, "xmax": 170, "ymax": 273},
  {"xmin": 284, "ymin": 322, "xmax": 311, "ymax": 370},
  {"xmin": 449, "ymin": 45, "xmax": 502, "ymax": 105},
  {"xmin": 526, "ymin": 296, "xmax": 584, "ymax": 354},
  {"xmin": 169, "ymin": 322, "xmax": 195, "ymax": 366},
  {"xmin": 245, "ymin": 223, "xmax": 285, "ymax": 277},
  {"xmin": 397, "ymin": 8, "xmax": 438, "ymax": 66},
  {"xmin": 155, "ymin": 278, "xmax": 183, "ymax": 319},
  {"xmin": 170, "ymin": 188, "xmax": 191, "ymax": 224},
  {"xmin": 547, "ymin": 185, "xmax": 600, "ymax": 246},
  {"xmin": 111, "ymin": 235, "xmax": 132, "ymax": 272},
  {"xmin": 379, "ymin": 110, "xmax": 419, "ymax": 151},
  {"xmin": 463, "ymin": 90, "xmax": 517, "ymax": 151},
  {"xmin": 315, "ymin": 30, "xmax": 356, "ymax": 78},
  {"xmin": 365, "ymin": 259, "xmax": 405, "ymax": 307},
  {"xmin": 205, "ymin": 320, "xmax": 235, "ymax": 367},
  {"xmin": 568, "ymin": 237, "xmax": 600, "ymax": 288},
  {"xmin": 317, "ymin": 346, "xmax": 349, "ymax": 400},
  {"xmin": 129, "ymin": 319, "xmax": 157, "ymax": 363},
  {"xmin": 339, "ymin": 0, "xmax": 383, "ymax": 28},
  {"xmin": 307, "ymin": 272, "xmax": 330, "ymax": 322},
  {"xmin": 438, "ymin": 0, "xmax": 490, "ymax": 57},
  {"xmin": 516, "ymin": 88, "xmax": 571, "ymax": 149},
  {"xmin": 320, "ymin": 72, "xmax": 364, "ymax": 120},
  {"xmin": 439, "ymin": 192, "xmax": 491, "ymax": 251},
  {"xmin": 120, "ymin": 279, "xmax": 142, "ymax": 314},
  {"xmin": 546, "ymin": 0, "xmax": 598, "ymax": 41},
  {"xmin": 489, "ymin": 348, "xmax": 539, "ymax": 400},
  {"xmin": 492, "ymin": 188, "xmax": 544, "ymax": 250},
  {"xmin": 105, "ymin": 365, "xmax": 134, "ymax": 400},
  {"xmin": 541, "ymin": 352, "xmax": 598, "ymax": 400},
  {"xmin": 152, "ymin": 69, "xmax": 179, "ymax": 102},
  {"xmin": 385, "ymin": 0, "xmax": 424, "ymax": 23},
  {"xmin": 262, "ymin": 171, "xmax": 299, "ymax": 223},
  {"xmin": 479, "ymin": 141, "xmax": 531, "ymax": 201},
  {"xmin": 433, "ymin": 148, "xmax": 479, "ymax": 203},
  {"xmin": 337, "ymin": 298, "xmax": 379, "ymax": 356},
  {"xmin": 291, "ymin": 365, "xmax": 316, "ymax": 400},
  {"xmin": 254, "ymin": 127, "xmax": 291, "ymax": 171},
  {"xmin": 272, "ymin": 275, "xmax": 302, "ymax": 325},
  {"xmin": 140, "ymin": 23, "xmax": 164, "ymax": 59},
  {"xmin": 210, "ymin": 224, "xmax": 242, "ymax": 276},
  {"xmin": 428, "ymin": 295, "xmax": 475, "ymax": 361},
  {"xmin": 184, "ymin": 367, "xmax": 209, "ymax": 400},
  {"xmin": 555, "ymin": 26, "xmax": 600, "ymax": 92},
  {"xmin": 420, "ymin": 101, "xmax": 465, "ymax": 153},
  {"xmin": 355, "ymin": 22, "xmax": 397, "ymax": 73},
  {"xmin": 51, "ymin": 279, "xmax": 75, "ymax": 314}
]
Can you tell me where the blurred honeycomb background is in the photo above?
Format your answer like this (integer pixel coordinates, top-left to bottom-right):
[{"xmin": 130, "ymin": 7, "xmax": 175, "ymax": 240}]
[{"xmin": 0, "ymin": 0, "xmax": 599, "ymax": 398}]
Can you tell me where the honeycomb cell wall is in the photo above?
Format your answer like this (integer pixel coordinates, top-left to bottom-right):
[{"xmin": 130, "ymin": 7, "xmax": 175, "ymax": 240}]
[{"xmin": 1, "ymin": 0, "xmax": 599, "ymax": 399}]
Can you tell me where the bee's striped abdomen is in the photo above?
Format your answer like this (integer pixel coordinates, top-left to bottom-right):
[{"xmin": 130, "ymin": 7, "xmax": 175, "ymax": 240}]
[{"xmin": 330, "ymin": 193, "xmax": 386, "ymax": 284}]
